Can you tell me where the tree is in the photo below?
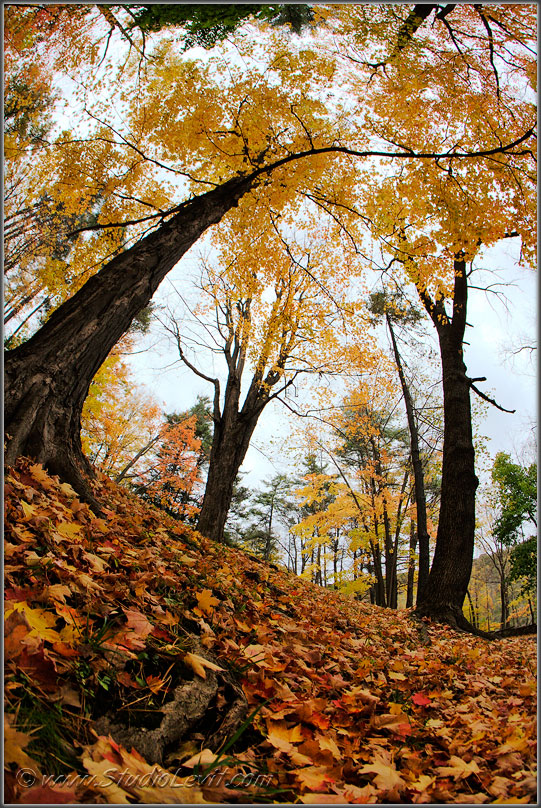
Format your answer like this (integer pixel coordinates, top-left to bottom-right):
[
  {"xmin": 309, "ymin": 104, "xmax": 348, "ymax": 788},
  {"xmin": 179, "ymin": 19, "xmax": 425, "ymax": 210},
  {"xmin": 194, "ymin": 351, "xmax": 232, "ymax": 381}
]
[
  {"xmin": 492, "ymin": 452, "xmax": 537, "ymax": 597},
  {"xmin": 131, "ymin": 396, "xmax": 213, "ymax": 519},
  {"xmin": 5, "ymin": 3, "xmax": 535, "ymax": 534},
  {"xmin": 127, "ymin": 4, "xmax": 314, "ymax": 47},
  {"xmin": 137, "ymin": 414, "xmax": 202, "ymax": 520},
  {"xmin": 335, "ymin": 1, "xmax": 536, "ymax": 628},
  {"xmin": 240, "ymin": 474, "xmax": 292, "ymax": 562},
  {"xmin": 80, "ymin": 338, "xmax": 162, "ymax": 477},
  {"xmin": 160, "ymin": 206, "xmax": 361, "ymax": 542},
  {"xmin": 367, "ymin": 290, "xmax": 431, "ymax": 601}
]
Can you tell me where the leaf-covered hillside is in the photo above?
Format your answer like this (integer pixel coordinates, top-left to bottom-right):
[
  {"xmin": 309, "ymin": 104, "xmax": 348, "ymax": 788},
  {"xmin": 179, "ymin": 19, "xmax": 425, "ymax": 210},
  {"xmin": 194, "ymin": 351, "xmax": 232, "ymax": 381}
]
[{"xmin": 4, "ymin": 459, "xmax": 537, "ymax": 804}]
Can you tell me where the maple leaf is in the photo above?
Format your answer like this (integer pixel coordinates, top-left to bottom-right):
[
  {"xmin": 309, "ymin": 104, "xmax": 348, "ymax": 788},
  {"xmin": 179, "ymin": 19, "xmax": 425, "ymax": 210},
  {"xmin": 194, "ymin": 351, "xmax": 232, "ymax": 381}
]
[
  {"xmin": 20, "ymin": 500, "xmax": 37, "ymax": 520},
  {"xmin": 412, "ymin": 691, "xmax": 432, "ymax": 706},
  {"xmin": 436, "ymin": 755, "xmax": 481, "ymax": 779},
  {"xmin": 184, "ymin": 651, "xmax": 223, "ymax": 679},
  {"xmin": 315, "ymin": 733, "xmax": 342, "ymax": 761},
  {"xmin": 5, "ymin": 601, "xmax": 61, "ymax": 643},
  {"xmin": 266, "ymin": 720, "xmax": 304, "ymax": 753},
  {"xmin": 195, "ymin": 588, "xmax": 220, "ymax": 616},
  {"xmin": 4, "ymin": 715, "xmax": 41, "ymax": 770},
  {"xmin": 294, "ymin": 765, "xmax": 337, "ymax": 792},
  {"xmin": 29, "ymin": 463, "xmax": 56, "ymax": 490},
  {"xmin": 358, "ymin": 751, "xmax": 405, "ymax": 793},
  {"xmin": 55, "ymin": 521, "xmax": 83, "ymax": 540}
]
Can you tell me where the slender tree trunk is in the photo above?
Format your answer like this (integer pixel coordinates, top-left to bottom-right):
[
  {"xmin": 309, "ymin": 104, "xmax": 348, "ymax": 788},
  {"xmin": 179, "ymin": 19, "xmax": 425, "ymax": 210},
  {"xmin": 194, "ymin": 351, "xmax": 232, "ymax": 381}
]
[
  {"xmin": 382, "ymin": 498, "xmax": 397, "ymax": 607},
  {"xmin": 370, "ymin": 540, "xmax": 386, "ymax": 606},
  {"xmin": 466, "ymin": 589, "xmax": 477, "ymax": 628},
  {"xmin": 5, "ymin": 176, "xmax": 255, "ymax": 506},
  {"xmin": 386, "ymin": 313, "xmax": 430, "ymax": 599},
  {"xmin": 415, "ymin": 255, "xmax": 481, "ymax": 631},
  {"xmin": 406, "ymin": 518, "xmax": 417, "ymax": 608},
  {"xmin": 500, "ymin": 578, "xmax": 509, "ymax": 630}
]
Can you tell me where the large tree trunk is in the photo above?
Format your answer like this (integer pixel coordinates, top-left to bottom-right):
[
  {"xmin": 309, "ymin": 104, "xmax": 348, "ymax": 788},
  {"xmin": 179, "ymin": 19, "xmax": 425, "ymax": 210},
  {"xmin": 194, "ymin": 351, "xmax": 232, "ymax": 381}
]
[
  {"xmin": 415, "ymin": 255, "xmax": 480, "ymax": 630},
  {"xmin": 4, "ymin": 176, "xmax": 255, "ymax": 505}
]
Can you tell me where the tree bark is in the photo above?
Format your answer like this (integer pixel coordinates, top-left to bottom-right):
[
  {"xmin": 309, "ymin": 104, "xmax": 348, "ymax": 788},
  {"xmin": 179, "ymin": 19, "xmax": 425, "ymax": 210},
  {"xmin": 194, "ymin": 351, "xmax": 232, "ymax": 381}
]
[
  {"xmin": 4, "ymin": 175, "xmax": 255, "ymax": 506},
  {"xmin": 415, "ymin": 254, "xmax": 480, "ymax": 630}
]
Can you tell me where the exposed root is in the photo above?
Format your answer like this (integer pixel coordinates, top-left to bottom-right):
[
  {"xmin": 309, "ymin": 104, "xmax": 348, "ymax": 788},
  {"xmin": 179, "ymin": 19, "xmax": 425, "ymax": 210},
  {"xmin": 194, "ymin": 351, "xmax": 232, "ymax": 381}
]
[
  {"xmin": 94, "ymin": 646, "xmax": 247, "ymax": 765},
  {"xmin": 414, "ymin": 604, "xmax": 494, "ymax": 640},
  {"xmin": 492, "ymin": 623, "xmax": 537, "ymax": 639}
]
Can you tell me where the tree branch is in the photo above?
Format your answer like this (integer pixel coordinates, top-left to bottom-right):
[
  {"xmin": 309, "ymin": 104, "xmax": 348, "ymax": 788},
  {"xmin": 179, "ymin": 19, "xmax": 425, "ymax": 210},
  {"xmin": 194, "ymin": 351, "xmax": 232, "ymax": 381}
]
[{"xmin": 468, "ymin": 380, "xmax": 515, "ymax": 413}]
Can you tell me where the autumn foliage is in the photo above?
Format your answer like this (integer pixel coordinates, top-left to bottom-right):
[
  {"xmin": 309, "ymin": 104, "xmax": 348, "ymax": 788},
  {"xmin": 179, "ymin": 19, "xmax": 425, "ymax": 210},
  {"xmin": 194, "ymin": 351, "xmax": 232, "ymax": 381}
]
[{"xmin": 4, "ymin": 459, "xmax": 536, "ymax": 804}]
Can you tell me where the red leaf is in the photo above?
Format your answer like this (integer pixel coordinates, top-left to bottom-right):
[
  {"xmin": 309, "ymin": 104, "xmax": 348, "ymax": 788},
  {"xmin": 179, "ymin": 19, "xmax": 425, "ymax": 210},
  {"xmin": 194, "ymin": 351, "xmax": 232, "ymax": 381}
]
[{"xmin": 412, "ymin": 692, "xmax": 432, "ymax": 707}]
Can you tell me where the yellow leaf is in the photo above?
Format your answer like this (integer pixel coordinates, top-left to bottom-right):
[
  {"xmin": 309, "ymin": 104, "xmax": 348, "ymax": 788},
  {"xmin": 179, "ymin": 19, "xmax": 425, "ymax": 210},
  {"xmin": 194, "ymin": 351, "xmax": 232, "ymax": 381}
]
[
  {"xmin": 29, "ymin": 463, "xmax": 54, "ymax": 490},
  {"xmin": 4, "ymin": 601, "xmax": 61, "ymax": 643},
  {"xmin": 59, "ymin": 481, "xmax": 77, "ymax": 497},
  {"xmin": 195, "ymin": 589, "xmax": 220, "ymax": 616},
  {"xmin": 56, "ymin": 521, "xmax": 83, "ymax": 539},
  {"xmin": 20, "ymin": 500, "xmax": 37, "ymax": 520},
  {"xmin": 316, "ymin": 733, "xmax": 342, "ymax": 760},
  {"xmin": 410, "ymin": 774, "xmax": 436, "ymax": 792},
  {"xmin": 4, "ymin": 715, "xmax": 41, "ymax": 770},
  {"xmin": 184, "ymin": 652, "xmax": 223, "ymax": 679},
  {"xmin": 266, "ymin": 720, "xmax": 303, "ymax": 753},
  {"xmin": 294, "ymin": 765, "xmax": 336, "ymax": 791}
]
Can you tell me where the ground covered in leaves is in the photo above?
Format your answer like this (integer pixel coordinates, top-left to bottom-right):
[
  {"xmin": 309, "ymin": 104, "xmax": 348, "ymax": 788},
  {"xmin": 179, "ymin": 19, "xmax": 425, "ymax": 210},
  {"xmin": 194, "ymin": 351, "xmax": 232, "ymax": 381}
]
[{"xmin": 4, "ymin": 458, "xmax": 537, "ymax": 804}]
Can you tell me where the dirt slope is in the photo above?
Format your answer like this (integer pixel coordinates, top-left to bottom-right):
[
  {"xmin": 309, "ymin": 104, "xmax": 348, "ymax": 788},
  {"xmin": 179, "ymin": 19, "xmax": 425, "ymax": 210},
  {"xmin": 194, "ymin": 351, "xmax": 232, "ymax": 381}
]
[{"xmin": 4, "ymin": 458, "xmax": 537, "ymax": 804}]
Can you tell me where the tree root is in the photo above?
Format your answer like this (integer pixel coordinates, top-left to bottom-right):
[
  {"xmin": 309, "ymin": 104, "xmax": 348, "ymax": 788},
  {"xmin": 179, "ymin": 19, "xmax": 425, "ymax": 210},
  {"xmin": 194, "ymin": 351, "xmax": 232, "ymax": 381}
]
[
  {"xmin": 93, "ymin": 646, "xmax": 247, "ymax": 765},
  {"xmin": 491, "ymin": 623, "xmax": 537, "ymax": 639},
  {"xmin": 414, "ymin": 605, "xmax": 537, "ymax": 641},
  {"xmin": 414, "ymin": 605, "xmax": 493, "ymax": 639}
]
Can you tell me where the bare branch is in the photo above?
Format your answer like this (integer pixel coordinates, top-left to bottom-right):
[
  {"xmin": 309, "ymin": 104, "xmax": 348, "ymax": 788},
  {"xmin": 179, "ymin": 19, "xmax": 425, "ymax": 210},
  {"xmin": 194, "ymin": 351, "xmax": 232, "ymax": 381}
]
[{"xmin": 468, "ymin": 379, "xmax": 516, "ymax": 413}]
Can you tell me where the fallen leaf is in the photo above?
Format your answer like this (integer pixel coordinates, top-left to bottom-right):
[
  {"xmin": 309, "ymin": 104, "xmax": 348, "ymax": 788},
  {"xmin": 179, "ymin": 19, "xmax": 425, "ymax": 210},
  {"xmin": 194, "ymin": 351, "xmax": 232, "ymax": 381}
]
[
  {"xmin": 358, "ymin": 751, "xmax": 405, "ymax": 792},
  {"xmin": 436, "ymin": 755, "xmax": 481, "ymax": 779},
  {"xmin": 184, "ymin": 652, "xmax": 223, "ymax": 679},
  {"xmin": 195, "ymin": 589, "xmax": 220, "ymax": 616}
]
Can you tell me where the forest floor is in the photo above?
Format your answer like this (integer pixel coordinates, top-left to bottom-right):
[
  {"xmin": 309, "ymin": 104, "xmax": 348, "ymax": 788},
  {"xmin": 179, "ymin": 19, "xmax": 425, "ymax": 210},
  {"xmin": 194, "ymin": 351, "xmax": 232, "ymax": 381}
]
[{"xmin": 4, "ymin": 457, "xmax": 537, "ymax": 804}]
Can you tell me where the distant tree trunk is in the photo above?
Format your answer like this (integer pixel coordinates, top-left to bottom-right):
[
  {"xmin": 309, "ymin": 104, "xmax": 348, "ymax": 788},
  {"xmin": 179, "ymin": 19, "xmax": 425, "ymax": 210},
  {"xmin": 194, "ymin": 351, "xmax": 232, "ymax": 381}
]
[
  {"xmin": 466, "ymin": 589, "xmax": 477, "ymax": 628},
  {"xmin": 406, "ymin": 518, "xmax": 417, "ymax": 608},
  {"xmin": 4, "ymin": 175, "xmax": 255, "ymax": 507},
  {"xmin": 370, "ymin": 539, "xmax": 386, "ymax": 606},
  {"xmin": 500, "ymin": 578, "xmax": 509, "ymax": 630},
  {"xmin": 415, "ymin": 254, "xmax": 481, "ymax": 631},
  {"xmin": 386, "ymin": 313, "xmax": 430, "ymax": 600}
]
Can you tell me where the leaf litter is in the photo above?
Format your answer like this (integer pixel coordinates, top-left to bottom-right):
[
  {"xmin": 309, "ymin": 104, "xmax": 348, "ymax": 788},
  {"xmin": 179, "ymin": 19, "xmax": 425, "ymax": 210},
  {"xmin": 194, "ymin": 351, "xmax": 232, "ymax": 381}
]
[{"xmin": 4, "ymin": 458, "xmax": 537, "ymax": 803}]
